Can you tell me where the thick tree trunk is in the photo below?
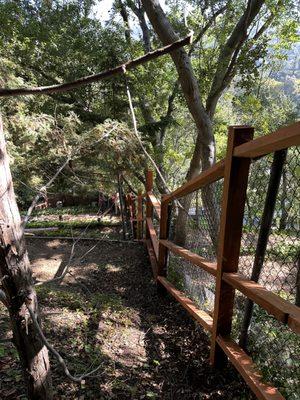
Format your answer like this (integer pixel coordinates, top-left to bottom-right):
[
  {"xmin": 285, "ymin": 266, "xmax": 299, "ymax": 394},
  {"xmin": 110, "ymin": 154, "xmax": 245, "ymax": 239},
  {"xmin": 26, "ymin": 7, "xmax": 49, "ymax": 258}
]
[
  {"xmin": 142, "ymin": 0, "xmax": 217, "ymax": 246},
  {"xmin": 141, "ymin": 0, "xmax": 215, "ymax": 164},
  {"xmin": 0, "ymin": 117, "xmax": 53, "ymax": 399},
  {"xmin": 174, "ymin": 122, "xmax": 217, "ymax": 247}
]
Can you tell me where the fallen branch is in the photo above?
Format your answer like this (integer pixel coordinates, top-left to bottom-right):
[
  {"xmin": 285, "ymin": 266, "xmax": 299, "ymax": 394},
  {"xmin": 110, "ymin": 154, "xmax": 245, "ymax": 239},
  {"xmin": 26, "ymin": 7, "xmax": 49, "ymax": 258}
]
[
  {"xmin": 22, "ymin": 156, "xmax": 71, "ymax": 228},
  {"xmin": 22, "ymin": 126, "xmax": 119, "ymax": 228},
  {"xmin": 0, "ymin": 35, "xmax": 192, "ymax": 97},
  {"xmin": 35, "ymin": 204, "xmax": 114, "ymax": 287},
  {"xmin": 26, "ymin": 303, "xmax": 102, "ymax": 383}
]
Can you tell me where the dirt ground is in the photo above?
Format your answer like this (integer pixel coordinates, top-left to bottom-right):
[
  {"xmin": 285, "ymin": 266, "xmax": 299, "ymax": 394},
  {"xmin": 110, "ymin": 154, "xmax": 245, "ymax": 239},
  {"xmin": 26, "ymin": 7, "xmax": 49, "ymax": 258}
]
[{"xmin": 0, "ymin": 238, "xmax": 253, "ymax": 399}]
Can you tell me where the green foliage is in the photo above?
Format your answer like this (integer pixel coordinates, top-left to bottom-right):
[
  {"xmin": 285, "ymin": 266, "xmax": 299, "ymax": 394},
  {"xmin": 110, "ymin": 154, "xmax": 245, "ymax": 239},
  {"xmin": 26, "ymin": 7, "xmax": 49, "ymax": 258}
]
[
  {"xmin": 237, "ymin": 302, "xmax": 300, "ymax": 399},
  {"xmin": 0, "ymin": 0, "xmax": 298, "ymax": 198}
]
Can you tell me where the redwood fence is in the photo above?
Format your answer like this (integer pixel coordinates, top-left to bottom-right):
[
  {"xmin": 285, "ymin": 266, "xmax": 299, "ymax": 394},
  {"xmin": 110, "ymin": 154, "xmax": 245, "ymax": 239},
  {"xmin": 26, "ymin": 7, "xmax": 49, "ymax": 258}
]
[{"xmin": 127, "ymin": 122, "xmax": 300, "ymax": 400}]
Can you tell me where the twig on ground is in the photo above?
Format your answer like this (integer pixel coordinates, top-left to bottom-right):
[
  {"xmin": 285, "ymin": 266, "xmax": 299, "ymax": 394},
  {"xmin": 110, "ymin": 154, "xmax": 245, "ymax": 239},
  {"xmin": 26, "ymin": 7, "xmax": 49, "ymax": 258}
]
[
  {"xmin": 26, "ymin": 304, "xmax": 102, "ymax": 383},
  {"xmin": 35, "ymin": 206, "xmax": 114, "ymax": 287}
]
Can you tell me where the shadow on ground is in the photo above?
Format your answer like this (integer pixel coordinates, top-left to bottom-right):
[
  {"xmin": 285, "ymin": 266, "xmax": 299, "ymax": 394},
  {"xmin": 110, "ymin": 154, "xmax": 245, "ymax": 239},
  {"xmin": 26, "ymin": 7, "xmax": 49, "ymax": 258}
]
[{"xmin": 0, "ymin": 238, "xmax": 253, "ymax": 399}]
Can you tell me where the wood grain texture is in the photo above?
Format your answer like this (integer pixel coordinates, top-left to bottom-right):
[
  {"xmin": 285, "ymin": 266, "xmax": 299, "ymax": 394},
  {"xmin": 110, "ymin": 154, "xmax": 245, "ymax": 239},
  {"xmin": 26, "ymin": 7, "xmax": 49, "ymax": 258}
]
[
  {"xmin": 210, "ymin": 126, "xmax": 254, "ymax": 366},
  {"xmin": 137, "ymin": 192, "xmax": 143, "ymax": 240},
  {"xmin": 145, "ymin": 171, "xmax": 153, "ymax": 239},
  {"xmin": 234, "ymin": 122, "xmax": 300, "ymax": 158},
  {"xmin": 147, "ymin": 192, "xmax": 161, "ymax": 219},
  {"xmin": 157, "ymin": 276, "xmax": 213, "ymax": 332},
  {"xmin": 146, "ymin": 217, "xmax": 159, "ymax": 260},
  {"xmin": 157, "ymin": 195, "xmax": 170, "ymax": 277},
  {"xmin": 217, "ymin": 336, "xmax": 284, "ymax": 400},
  {"xmin": 160, "ymin": 240, "xmax": 217, "ymax": 276},
  {"xmin": 146, "ymin": 239, "xmax": 158, "ymax": 278},
  {"xmin": 223, "ymin": 272, "xmax": 300, "ymax": 331}
]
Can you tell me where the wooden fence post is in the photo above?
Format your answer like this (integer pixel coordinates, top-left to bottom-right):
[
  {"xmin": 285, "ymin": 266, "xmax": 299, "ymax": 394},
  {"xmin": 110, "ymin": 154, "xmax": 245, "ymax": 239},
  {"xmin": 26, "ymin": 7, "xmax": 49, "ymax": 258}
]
[
  {"xmin": 145, "ymin": 170, "xmax": 153, "ymax": 238},
  {"xmin": 137, "ymin": 190, "xmax": 143, "ymax": 240},
  {"xmin": 158, "ymin": 195, "xmax": 170, "ymax": 277},
  {"xmin": 210, "ymin": 126, "xmax": 254, "ymax": 367}
]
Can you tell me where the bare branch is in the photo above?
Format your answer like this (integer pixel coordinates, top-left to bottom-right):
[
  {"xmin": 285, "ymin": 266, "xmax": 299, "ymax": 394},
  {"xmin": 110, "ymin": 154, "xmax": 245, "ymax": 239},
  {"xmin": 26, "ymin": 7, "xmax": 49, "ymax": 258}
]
[
  {"xmin": 251, "ymin": 12, "xmax": 275, "ymax": 41},
  {"xmin": 123, "ymin": 67, "xmax": 171, "ymax": 192},
  {"xmin": 22, "ymin": 156, "xmax": 71, "ymax": 228},
  {"xmin": 127, "ymin": 0, "xmax": 152, "ymax": 52},
  {"xmin": 206, "ymin": 0, "xmax": 266, "ymax": 116},
  {"xmin": 26, "ymin": 303, "xmax": 102, "ymax": 383},
  {"xmin": 0, "ymin": 35, "xmax": 192, "ymax": 98},
  {"xmin": 188, "ymin": 5, "xmax": 227, "ymax": 56}
]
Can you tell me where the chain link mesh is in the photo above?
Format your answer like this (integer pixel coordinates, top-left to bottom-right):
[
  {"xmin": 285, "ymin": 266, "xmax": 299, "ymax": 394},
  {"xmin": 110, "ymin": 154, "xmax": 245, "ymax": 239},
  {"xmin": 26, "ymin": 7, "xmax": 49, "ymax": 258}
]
[
  {"xmin": 232, "ymin": 146, "xmax": 300, "ymax": 399},
  {"xmin": 167, "ymin": 180, "xmax": 223, "ymax": 315},
  {"xmin": 164, "ymin": 145, "xmax": 299, "ymax": 398}
]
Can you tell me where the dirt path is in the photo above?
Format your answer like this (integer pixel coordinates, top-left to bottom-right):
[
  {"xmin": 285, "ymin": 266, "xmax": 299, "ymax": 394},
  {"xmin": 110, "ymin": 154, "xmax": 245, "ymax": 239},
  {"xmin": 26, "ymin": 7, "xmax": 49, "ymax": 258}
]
[{"xmin": 0, "ymin": 239, "xmax": 252, "ymax": 399}]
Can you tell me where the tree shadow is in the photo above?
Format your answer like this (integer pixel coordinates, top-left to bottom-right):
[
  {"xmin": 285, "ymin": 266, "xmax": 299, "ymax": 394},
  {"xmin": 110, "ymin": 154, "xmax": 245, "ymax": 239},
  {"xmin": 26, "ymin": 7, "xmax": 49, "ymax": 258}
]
[{"xmin": 0, "ymin": 239, "xmax": 254, "ymax": 399}]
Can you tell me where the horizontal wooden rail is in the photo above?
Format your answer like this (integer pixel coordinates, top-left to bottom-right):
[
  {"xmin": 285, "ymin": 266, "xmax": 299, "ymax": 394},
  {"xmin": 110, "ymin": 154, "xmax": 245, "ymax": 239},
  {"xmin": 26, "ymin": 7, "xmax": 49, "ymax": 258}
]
[
  {"xmin": 157, "ymin": 276, "xmax": 213, "ymax": 332},
  {"xmin": 146, "ymin": 217, "xmax": 159, "ymax": 260},
  {"xmin": 147, "ymin": 192, "xmax": 161, "ymax": 219},
  {"xmin": 216, "ymin": 336, "xmax": 284, "ymax": 400},
  {"xmin": 164, "ymin": 160, "xmax": 225, "ymax": 202},
  {"xmin": 146, "ymin": 239, "xmax": 158, "ymax": 278},
  {"xmin": 234, "ymin": 122, "xmax": 300, "ymax": 159},
  {"xmin": 223, "ymin": 273, "xmax": 300, "ymax": 334},
  {"xmin": 160, "ymin": 240, "xmax": 217, "ymax": 276}
]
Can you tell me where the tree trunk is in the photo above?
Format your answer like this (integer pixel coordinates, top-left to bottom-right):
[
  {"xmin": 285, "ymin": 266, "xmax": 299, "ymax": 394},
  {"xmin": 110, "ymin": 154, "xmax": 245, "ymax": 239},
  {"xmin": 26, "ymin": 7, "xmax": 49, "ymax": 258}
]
[
  {"xmin": 141, "ymin": 0, "xmax": 217, "ymax": 246},
  {"xmin": 117, "ymin": 0, "xmax": 131, "ymax": 44},
  {"xmin": 0, "ymin": 117, "xmax": 53, "ymax": 399}
]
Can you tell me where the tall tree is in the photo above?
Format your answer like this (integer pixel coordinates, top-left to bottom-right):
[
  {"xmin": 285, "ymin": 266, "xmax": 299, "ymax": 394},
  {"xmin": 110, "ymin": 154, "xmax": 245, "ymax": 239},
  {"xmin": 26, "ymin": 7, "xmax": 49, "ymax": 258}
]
[
  {"xmin": 0, "ymin": 117, "xmax": 53, "ymax": 399},
  {"xmin": 141, "ymin": 0, "xmax": 297, "ymax": 245}
]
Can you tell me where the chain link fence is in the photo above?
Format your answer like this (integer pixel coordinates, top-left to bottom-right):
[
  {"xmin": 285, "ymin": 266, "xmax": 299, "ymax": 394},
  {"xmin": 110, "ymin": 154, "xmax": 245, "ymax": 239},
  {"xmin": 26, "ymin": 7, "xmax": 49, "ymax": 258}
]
[
  {"xmin": 167, "ymin": 180, "xmax": 223, "ymax": 315},
  {"xmin": 232, "ymin": 145, "xmax": 300, "ymax": 399},
  {"xmin": 164, "ymin": 146, "xmax": 299, "ymax": 399}
]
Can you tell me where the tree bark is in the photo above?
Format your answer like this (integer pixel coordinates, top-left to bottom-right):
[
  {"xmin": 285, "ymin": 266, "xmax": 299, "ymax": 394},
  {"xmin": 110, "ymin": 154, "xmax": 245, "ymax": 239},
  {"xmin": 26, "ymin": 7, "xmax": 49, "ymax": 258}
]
[
  {"xmin": 141, "ymin": 0, "xmax": 215, "ymax": 168},
  {"xmin": 0, "ymin": 117, "xmax": 53, "ymax": 399},
  {"xmin": 127, "ymin": 0, "xmax": 152, "ymax": 52},
  {"xmin": 117, "ymin": 0, "xmax": 131, "ymax": 44},
  {"xmin": 142, "ymin": 0, "xmax": 267, "ymax": 246},
  {"xmin": 141, "ymin": 0, "xmax": 217, "ymax": 246}
]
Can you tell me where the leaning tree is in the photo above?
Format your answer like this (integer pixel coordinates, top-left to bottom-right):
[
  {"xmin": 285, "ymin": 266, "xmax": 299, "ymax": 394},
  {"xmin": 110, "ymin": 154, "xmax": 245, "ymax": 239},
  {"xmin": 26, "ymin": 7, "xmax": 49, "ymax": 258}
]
[{"xmin": 139, "ymin": 0, "xmax": 298, "ymax": 245}]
